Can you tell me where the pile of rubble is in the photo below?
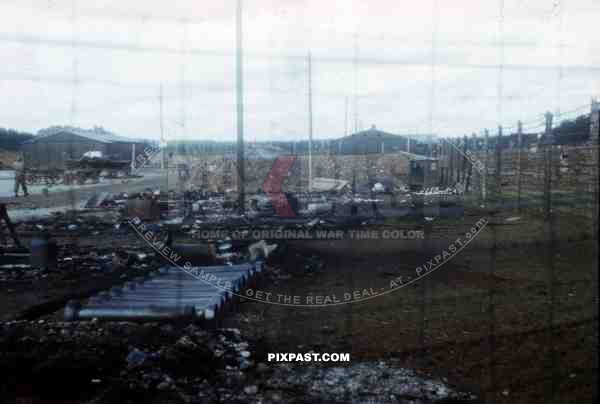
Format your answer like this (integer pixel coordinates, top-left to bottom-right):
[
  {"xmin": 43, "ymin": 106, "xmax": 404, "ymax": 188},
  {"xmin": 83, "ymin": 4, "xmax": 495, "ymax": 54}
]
[
  {"xmin": 412, "ymin": 186, "xmax": 463, "ymax": 206},
  {"xmin": 0, "ymin": 238, "xmax": 158, "ymax": 283},
  {"xmin": 265, "ymin": 362, "xmax": 480, "ymax": 403},
  {"xmin": 0, "ymin": 320, "xmax": 480, "ymax": 404}
]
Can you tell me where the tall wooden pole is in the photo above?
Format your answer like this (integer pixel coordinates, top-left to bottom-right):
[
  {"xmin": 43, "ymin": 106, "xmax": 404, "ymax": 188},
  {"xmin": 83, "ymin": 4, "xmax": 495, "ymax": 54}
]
[
  {"xmin": 516, "ymin": 120, "xmax": 522, "ymax": 211},
  {"xmin": 352, "ymin": 33, "xmax": 359, "ymax": 134},
  {"xmin": 482, "ymin": 129, "xmax": 489, "ymax": 207},
  {"xmin": 496, "ymin": 125, "xmax": 503, "ymax": 203},
  {"xmin": 344, "ymin": 96, "xmax": 349, "ymax": 137},
  {"xmin": 308, "ymin": 52, "xmax": 313, "ymax": 193},
  {"xmin": 590, "ymin": 98, "xmax": 599, "ymax": 404},
  {"xmin": 159, "ymin": 83, "xmax": 164, "ymax": 169},
  {"xmin": 543, "ymin": 112, "xmax": 553, "ymax": 219},
  {"xmin": 236, "ymin": 0, "xmax": 245, "ymax": 213}
]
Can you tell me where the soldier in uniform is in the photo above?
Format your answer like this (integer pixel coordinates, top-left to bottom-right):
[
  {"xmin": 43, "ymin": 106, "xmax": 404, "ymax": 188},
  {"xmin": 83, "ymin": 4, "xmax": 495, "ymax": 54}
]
[{"xmin": 12, "ymin": 155, "xmax": 29, "ymax": 197}]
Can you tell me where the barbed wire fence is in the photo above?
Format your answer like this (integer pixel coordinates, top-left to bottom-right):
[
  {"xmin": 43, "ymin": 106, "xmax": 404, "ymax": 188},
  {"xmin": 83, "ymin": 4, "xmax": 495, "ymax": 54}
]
[
  {"xmin": 1, "ymin": 1, "xmax": 598, "ymax": 403},
  {"xmin": 424, "ymin": 101, "xmax": 599, "ymax": 402}
]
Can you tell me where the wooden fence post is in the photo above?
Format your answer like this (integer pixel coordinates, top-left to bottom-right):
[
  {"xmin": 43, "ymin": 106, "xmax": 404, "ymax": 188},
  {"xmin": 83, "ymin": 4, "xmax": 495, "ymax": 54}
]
[
  {"xmin": 446, "ymin": 139, "xmax": 451, "ymax": 186},
  {"xmin": 543, "ymin": 112, "xmax": 554, "ymax": 218},
  {"xmin": 495, "ymin": 125, "xmax": 503, "ymax": 205},
  {"xmin": 590, "ymin": 98, "xmax": 599, "ymax": 404},
  {"xmin": 541, "ymin": 110, "xmax": 557, "ymax": 403},
  {"xmin": 465, "ymin": 134, "xmax": 473, "ymax": 193},
  {"xmin": 481, "ymin": 129, "xmax": 489, "ymax": 207},
  {"xmin": 442, "ymin": 140, "xmax": 447, "ymax": 186},
  {"xmin": 457, "ymin": 137, "xmax": 462, "ymax": 183},
  {"xmin": 448, "ymin": 138, "xmax": 454, "ymax": 185},
  {"xmin": 454, "ymin": 137, "xmax": 459, "ymax": 183},
  {"xmin": 517, "ymin": 121, "xmax": 523, "ymax": 211},
  {"xmin": 462, "ymin": 134, "xmax": 468, "ymax": 186}
]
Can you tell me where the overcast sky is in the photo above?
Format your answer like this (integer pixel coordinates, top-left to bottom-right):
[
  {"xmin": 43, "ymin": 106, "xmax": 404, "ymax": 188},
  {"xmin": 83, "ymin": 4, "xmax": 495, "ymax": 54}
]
[{"xmin": 0, "ymin": 0, "xmax": 599, "ymax": 141}]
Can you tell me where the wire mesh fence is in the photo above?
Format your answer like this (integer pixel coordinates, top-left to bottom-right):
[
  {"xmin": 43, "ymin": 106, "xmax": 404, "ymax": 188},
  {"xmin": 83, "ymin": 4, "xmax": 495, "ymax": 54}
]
[{"xmin": 409, "ymin": 107, "xmax": 599, "ymax": 403}]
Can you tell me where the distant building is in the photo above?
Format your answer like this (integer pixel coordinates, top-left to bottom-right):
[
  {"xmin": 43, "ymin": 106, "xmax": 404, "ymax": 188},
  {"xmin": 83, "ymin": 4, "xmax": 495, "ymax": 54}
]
[
  {"xmin": 397, "ymin": 152, "xmax": 439, "ymax": 190},
  {"xmin": 21, "ymin": 126, "xmax": 149, "ymax": 169}
]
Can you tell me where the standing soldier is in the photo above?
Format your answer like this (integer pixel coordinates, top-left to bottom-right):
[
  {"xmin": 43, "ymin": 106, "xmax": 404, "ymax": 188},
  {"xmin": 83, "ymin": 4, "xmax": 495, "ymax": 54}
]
[{"xmin": 13, "ymin": 155, "xmax": 29, "ymax": 197}]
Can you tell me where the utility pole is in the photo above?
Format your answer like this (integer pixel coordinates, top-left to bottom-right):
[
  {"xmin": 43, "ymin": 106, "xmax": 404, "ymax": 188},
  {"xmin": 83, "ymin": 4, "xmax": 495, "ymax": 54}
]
[
  {"xmin": 179, "ymin": 18, "xmax": 188, "ymax": 137},
  {"xmin": 495, "ymin": 125, "xmax": 503, "ymax": 201},
  {"xmin": 131, "ymin": 143, "xmax": 136, "ymax": 174},
  {"xmin": 516, "ymin": 120, "xmax": 522, "ymax": 211},
  {"xmin": 308, "ymin": 51, "xmax": 313, "ymax": 193},
  {"xmin": 159, "ymin": 83, "xmax": 164, "ymax": 169},
  {"xmin": 344, "ymin": 95, "xmax": 349, "ymax": 137},
  {"xmin": 543, "ymin": 111, "xmax": 554, "ymax": 219},
  {"xmin": 236, "ymin": 0, "xmax": 245, "ymax": 213},
  {"xmin": 353, "ymin": 32, "xmax": 359, "ymax": 134},
  {"xmin": 482, "ymin": 129, "xmax": 489, "ymax": 206},
  {"xmin": 592, "ymin": 99, "xmax": 600, "ymax": 140},
  {"xmin": 70, "ymin": 0, "xmax": 78, "ymax": 125},
  {"xmin": 590, "ymin": 99, "xmax": 599, "ymax": 404},
  {"xmin": 428, "ymin": 0, "xmax": 438, "ymax": 137}
]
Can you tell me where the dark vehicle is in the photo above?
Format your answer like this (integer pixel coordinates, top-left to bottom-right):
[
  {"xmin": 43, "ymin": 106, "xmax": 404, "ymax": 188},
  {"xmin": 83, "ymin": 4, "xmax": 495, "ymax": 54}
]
[{"xmin": 63, "ymin": 156, "xmax": 130, "ymax": 184}]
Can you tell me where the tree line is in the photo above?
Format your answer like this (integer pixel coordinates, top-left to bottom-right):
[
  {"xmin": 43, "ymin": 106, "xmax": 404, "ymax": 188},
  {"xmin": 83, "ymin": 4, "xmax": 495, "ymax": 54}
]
[{"xmin": 0, "ymin": 127, "xmax": 34, "ymax": 151}]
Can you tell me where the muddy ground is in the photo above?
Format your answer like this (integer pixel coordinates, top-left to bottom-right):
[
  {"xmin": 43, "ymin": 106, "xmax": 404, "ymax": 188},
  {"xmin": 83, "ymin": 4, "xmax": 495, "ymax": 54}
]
[
  {"xmin": 0, "ymin": 212, "xmax": 162, "ymax": 322},
  {"xmin": 226, "ymin": 233, "xmax": 597, "ymax": 404},
  {"xmin": 0, "ymin": 209, "xmax": 597, "ymax": 403}
]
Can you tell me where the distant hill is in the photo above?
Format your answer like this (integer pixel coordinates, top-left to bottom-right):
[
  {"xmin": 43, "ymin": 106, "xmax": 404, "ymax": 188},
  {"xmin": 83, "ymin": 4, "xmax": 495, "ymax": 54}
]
[{"xmin": 332, "ymin": 126, "xmax": 433, "ymax": 155}]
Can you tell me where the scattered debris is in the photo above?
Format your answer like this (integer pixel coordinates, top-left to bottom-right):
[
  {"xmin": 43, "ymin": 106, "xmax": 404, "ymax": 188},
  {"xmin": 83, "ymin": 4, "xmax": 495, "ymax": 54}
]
[
  {"xmin": 0, "ymin": 321, "xmax": 478, "ymax": 404},
  {"xmin": 248, "ymin": 240, "xmax": 278, "ymax": 261},
  {"xmin": 64, "ymin": 262, "xmax": 263, "ymax": 321},
  {"xmin": 126, "ymin": 348, "xmax": 149, "ymax": 368},
  {"xmin": 263, "ymin": 362, "xmax": 479, "ymax": 403}
]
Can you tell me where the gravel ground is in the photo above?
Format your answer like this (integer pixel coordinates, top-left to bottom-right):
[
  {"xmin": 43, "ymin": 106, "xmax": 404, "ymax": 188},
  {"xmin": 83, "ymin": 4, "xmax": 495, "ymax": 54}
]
[
  {"xmin": 0, "ymin": 321, "xmax": 480, "ymax": 404},
  {"xmin": 0, "ymin": 195, "xmax": 595, "ymax": 403},
  {"xmin": 226, "ymin": 232, "xmax": 597, "ymax": 404},
  {"xmin": 3, "ymin": 170, "xmax": 162, "ymax": 216}
]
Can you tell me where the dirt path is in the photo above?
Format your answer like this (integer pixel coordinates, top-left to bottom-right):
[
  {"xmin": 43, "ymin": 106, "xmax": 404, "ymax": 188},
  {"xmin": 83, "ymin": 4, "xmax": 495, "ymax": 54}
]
[{"xmin": 2, "ymin": 171, "xmax": 162, "ymax": 216}]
